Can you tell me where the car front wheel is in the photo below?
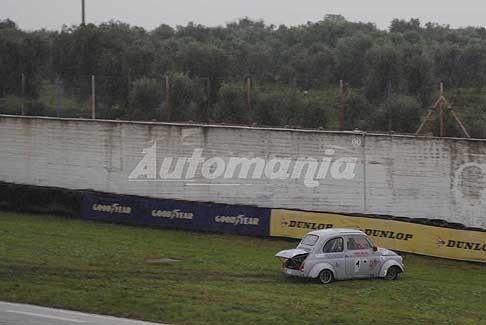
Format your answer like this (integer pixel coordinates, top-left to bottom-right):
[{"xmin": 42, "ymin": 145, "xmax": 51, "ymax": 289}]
[
  {"xmin": 318, "ymin": 269, "xmax": 334, "ymax": 284},
  {"xmin": 384, "ymin": 266, "xmax": 401, "ymax": 280}
]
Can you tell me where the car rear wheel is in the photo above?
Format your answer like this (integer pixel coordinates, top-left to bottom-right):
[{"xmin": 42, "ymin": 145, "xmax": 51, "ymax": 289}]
[
  {"xmin": 318, "ymin": 269, "xmax": 334, "ymax": 284},
  {"xmin": 384, "ymin": 266, "xmax": 401, "ymax": 281}
]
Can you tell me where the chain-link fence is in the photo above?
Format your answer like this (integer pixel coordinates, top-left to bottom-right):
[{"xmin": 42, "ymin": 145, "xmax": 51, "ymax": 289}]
[{"xmin": 2, "ymin": 73, "xmax": 486, "ymax": 138}]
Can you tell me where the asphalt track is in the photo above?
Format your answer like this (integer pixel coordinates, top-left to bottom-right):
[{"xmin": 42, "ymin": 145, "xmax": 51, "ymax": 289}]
[{"xmin": 0, "ymin": 301, "xmax": 165, "ymax": 325}]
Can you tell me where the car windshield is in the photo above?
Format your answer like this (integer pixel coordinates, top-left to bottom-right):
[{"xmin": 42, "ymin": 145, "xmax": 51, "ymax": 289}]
[{"xmin": 300, "ymin": 234, "xmax": 319, "ymax": 246}]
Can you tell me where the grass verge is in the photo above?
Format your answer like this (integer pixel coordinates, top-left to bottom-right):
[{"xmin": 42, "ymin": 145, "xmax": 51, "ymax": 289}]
[{"xmin": 0, "ymin": 212, "xmax": 485, "ymax": 324}]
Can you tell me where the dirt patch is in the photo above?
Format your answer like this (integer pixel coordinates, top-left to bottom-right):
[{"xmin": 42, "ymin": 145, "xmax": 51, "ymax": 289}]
[{"xmin": 144, "ymin": 258, "xmax": 182, "ymax": 265}]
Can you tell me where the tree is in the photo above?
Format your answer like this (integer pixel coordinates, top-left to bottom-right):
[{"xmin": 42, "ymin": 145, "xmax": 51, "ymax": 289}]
[
  {"xmin": 458, "ymin": 44, "xmax": 486, "ymax": 88},
  {"xmin": 3, "ymin": 16, "xmax": 486, "ymax": 138},
  {"xmin": 213, "ymin": 82, "xmax": 248, "ymax": 124},
  {"xmin": 127, "ymin": 77, "xmax": 163, "ymax": 120},
  {"xmin": 0, "ymin": 20, "xmax": 49, "ymax": 97},
  {"xmin": 336, "ymin": 35, "xmax": 373, "ymax": 86},
  {"xmin": 289, "ymin": 45, "xmax": 337, "ymax": 88},
  {"xmin": 343, "ymin": 91, "xmax": 372, "ymax": 130},
  {"xmin": 252, "ymin": 87, "xmax": 300, "ymax": 126},
  {"xmin": 169, "ymin": 72, "xmax": 205, "ymax": 121},
  {"xmin": 433, "ymin": 43, "xmax": 462, "ymax": 87},
  {"xmin": 371, "ymin": 95, "xmax": 423, "ymax": 133},
  {"xmin": 402, "ymin": 50, "xmax": 433, "ymax": 103},
  {"xmin": 390, "ymin": 18, "xmax": 421, "ymax": 34},
  {"xmin": 295, "ymin": 92, "xmax": 331, "ymax": 128},
  {"xmin": 151, "ymin": 24, "xmax": 174, "ymax": 41},
  {"xmin": 365, "ymin": 44, "xmax": 402, "ymax": 99},
  {"xmin": 175, "ymin": 41, "xmax": 229, "ymax": 80}
]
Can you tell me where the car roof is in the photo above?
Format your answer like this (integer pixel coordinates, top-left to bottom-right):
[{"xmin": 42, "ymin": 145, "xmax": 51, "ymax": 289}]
[{"xmin": 306, "ymin": 228, "xmax": 365, "ymax": 237}]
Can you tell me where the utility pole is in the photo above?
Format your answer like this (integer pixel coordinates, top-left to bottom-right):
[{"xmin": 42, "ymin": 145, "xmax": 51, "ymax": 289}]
[
  {"xmin": 91, "ymin": 75, "xmax": 96, "ymax": 119},
  {"xmin": 81, "ymin": 0, "xmax": 86, "ymax": 26}
]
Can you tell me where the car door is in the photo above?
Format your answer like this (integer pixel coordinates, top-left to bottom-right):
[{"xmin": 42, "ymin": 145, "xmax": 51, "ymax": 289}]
[
  {"xmin": 344, "ymin": 235, "xmax": 376, "ymax": 278},
  {"xmin": 314, "ymin": 237, "xmax": 346, "ymax": 279}
]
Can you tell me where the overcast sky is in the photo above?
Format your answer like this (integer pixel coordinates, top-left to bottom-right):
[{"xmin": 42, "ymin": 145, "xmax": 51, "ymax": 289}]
[{"xmin": 3, "ymin": 0, "xmax": 486, "ymax": 31}]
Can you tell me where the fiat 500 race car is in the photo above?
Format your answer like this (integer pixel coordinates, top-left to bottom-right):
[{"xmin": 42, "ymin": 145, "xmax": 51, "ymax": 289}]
[{"xmin": 275, "ymin": 228, "xmax": 404, "ymax": 284}]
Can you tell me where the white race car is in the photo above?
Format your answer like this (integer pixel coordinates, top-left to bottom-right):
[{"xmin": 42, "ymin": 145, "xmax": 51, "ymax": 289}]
[{"xmin": 276, "ymin": 228, "xmax": 404, "ymax": 284}]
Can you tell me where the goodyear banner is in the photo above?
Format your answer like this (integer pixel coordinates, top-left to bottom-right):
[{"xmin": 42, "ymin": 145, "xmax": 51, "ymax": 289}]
[
  {"xmin": 143, "ymin": 198, "xmax": 205, "ymax": 231},
  {"xmin": 145, "ymin": 198, "xmax": 270, "ymax": 236},
  {"xmin": 82, "ymin": 193, "xmax": 145, "ymax": 224},
  {"xmin": 203, "ymin": 203, "xmax": 270, "ymax": 236},
  {"xmin": 270, "ymin": 209, "xmax": 486, "ymax": 263},
  {"xmin": 82, "ymin": 192, "xmax": 270, "ymax": 237}
]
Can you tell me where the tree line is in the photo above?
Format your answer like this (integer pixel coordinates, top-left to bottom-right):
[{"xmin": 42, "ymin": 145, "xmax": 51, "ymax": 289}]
[{"xmin": 2, "ymin": 15, "xmax": 486, "ymax": 137}]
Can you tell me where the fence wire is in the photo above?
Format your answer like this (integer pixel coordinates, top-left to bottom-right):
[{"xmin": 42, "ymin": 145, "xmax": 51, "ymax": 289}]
[{"xmin": 2, "ymin": 74, "xmax": 486, "ymax": 138}]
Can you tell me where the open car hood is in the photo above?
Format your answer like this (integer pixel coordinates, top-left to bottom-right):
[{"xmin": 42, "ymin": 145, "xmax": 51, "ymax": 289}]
[{"xmin": 275, "ymin": 249, "xmax": 309, "ymax": 259}]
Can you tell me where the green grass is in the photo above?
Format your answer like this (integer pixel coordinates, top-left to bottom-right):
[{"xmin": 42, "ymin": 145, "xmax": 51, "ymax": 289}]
[{"xmin": 0, "ymin": 212, "xmax": 485, "ymax": 324}]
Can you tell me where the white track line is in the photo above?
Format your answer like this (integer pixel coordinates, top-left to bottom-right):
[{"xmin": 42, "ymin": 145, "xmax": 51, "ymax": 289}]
[
  {"xmin": 0, "ymin": 301, "xmax": 166, "ymax": 324},
  {"xmin": 5, "ymin": 309, "xmax": 85, "ymax": 323}
]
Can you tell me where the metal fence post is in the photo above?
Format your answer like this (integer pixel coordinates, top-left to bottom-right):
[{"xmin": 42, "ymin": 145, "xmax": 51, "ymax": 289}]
[
  {"xmin": 165, "ymin": 75, "xmax": 171, "ymax": 121},
  {"xmin": 55, "ymin": 78, "xmax": 62, "ymax": 117},
  {"xmin": 246, "ymin": 76, "xmax": 252, "ymax": 112},
  {"xmin": 339, "ymin": 80, "xmax": 344, "ymax": 130},
  {"xmin": 387, "ymin": 80, "xmax": 392, "ymax": 132},
  {"xmin": 21, "ymin": 73, "xmax": 25, "ymax": 115},
  {"xmin": 91, "ymin": 75, "xmax": 96, "ymax": 119}
]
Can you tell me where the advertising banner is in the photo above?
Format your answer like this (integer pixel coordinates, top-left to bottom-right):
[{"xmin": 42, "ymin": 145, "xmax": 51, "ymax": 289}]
[
  {"xmin": 145, "ymin": 199, "xmax": 271, "ymax": 236},
  {"xmin": 82, "ymin": 193, "xmax": 144, "ymax": 224},
  {"xmin": 204, "ymin": 204, "xmax": 271, "ymax": 236},
  {"xmin": 143, "ymin": 198, "xmax": 204, "ymax": 231},
  {"xmin": 270, "ymin": 209, "xmax": 486, "ymax": 263},
  {"xmin": 82, "ymin": 192, "xmax": 271, "ymax": 237}
]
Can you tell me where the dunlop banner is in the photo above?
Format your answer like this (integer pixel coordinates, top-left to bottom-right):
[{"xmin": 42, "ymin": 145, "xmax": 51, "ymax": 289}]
[{"xmin": 270, "ymin": 209, "xmax": 486, "ymax": 263}]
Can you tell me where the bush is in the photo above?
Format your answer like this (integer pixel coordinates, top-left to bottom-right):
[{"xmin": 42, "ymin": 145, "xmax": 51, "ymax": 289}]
[
  {"xmin": 370, "ymin": 95, "xmax": 423, "ymax": 133},
  {"xmin": 0, "ymin": 95, "xmax": 22, "ymax": 115},
  {"xmin": 213, "ymin": 82, "xmax": 248, "ymax": 124},
  {"xmin": 169, "ymin": 72, "xmax": 205, "ymax": 122},
  {"xmin": 127, "ymin": 77, "xmax": 164, "ymax": 120}
]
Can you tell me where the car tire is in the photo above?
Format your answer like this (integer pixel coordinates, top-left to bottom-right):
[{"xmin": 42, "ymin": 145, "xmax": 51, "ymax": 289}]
[
  {"xmin": 318, "ymin": 269, "xmax": 334, "ymax": 284},
  {"xmin": 384, "ymin": 266, "xmax": 401, "ymax": 281}
]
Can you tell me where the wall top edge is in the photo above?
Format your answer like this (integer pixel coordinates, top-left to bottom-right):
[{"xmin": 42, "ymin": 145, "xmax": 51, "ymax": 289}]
[{"xmin": 1, "ymin": 114, "xmax": 484, "ymax": 143}]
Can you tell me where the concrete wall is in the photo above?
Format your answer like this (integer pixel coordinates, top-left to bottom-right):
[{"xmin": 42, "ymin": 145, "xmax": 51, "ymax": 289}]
[{"xmin": 1, "ymin": 114, "xmax": 485, "ymax": 228}]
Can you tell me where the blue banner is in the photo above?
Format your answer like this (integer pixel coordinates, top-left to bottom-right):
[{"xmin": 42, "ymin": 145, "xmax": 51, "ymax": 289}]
[
  {"xmin": 82, "ymin": 193, "xmax": 144, "ymax": 224},
  {"xmin": 204, "ymin": 203, "xmax": 270, "ymax": 236},
  {"xmin": 143, "ymin": 198, "xmax": 205, "ymax": 231},
  {"xmin": 81, "ymin": 192, "xmax": 271, "ymax": 237}
]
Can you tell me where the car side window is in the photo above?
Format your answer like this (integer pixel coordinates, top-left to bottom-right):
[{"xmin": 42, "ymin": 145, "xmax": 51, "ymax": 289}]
[
  {"xmin": 346, "ymin": 236, "xmax": 371, "ymax": 250},
  {"xmin": 323, "ymin": 237, "xmax": 344, "ymax": 253}
]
